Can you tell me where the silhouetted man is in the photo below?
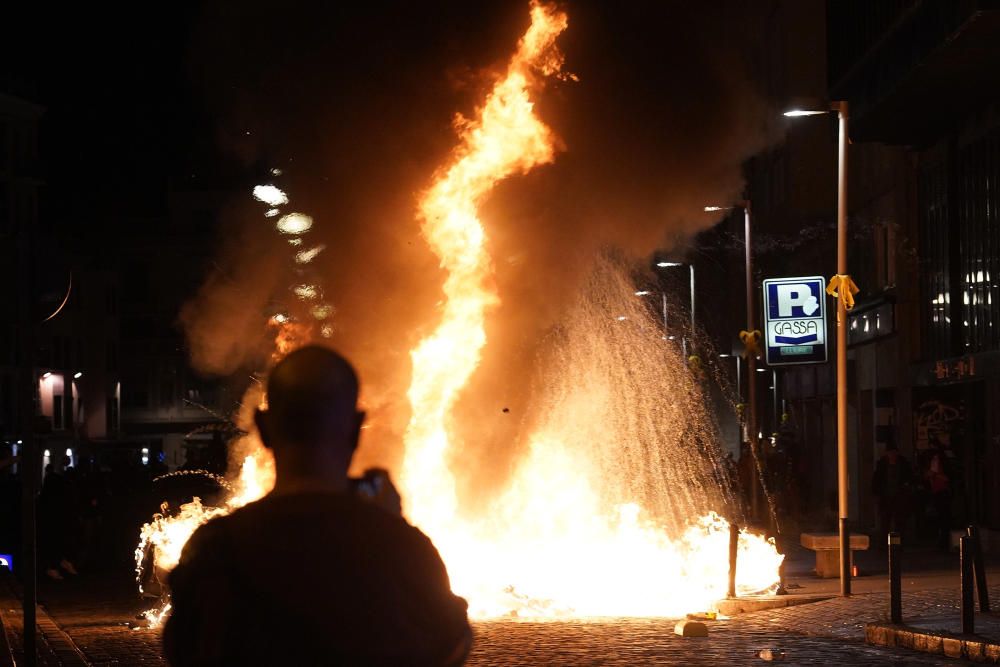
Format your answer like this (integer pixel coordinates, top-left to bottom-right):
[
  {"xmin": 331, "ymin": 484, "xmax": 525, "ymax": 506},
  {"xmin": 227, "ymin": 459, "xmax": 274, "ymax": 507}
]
[{"xmin": 164, "ymin": 346, "xmax": 472, "ymax": 666}]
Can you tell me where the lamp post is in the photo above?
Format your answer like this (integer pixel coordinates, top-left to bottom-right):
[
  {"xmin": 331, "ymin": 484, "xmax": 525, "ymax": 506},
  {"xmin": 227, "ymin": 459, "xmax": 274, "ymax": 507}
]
[
  {"xmin": 785, "ymin": 99, "xmax": 851, "ymax": 596},
  {"xmin": 705, "ymin": 201, "xmax": 759, "ymax": 521},
  {"xmin": 656, "ymin": 261, "xmax": 697, "ymax": 355},
  {"xmin": 720, "ymin": 352, "xmax": 743, "ymax": 460}
]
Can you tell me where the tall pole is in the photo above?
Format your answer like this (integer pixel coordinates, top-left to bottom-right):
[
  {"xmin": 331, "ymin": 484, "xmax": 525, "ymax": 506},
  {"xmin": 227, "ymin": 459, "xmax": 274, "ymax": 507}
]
[
  {"xmin": 772, "ymin": 369, "xmax": 779, "ymax": 431},
  {"xmin": 17, "ymin": 219, "xmax": 37, "ymax": 666},
  {"xmin": 689, "ymin": 264, "xmax": 696, "ymax": 345},
  {"xmin": 836, "ymin": 101, "xmax": 851, "ymax": 596},
  {"xmin": 745, "ymin": 203, "xmax": 759, "ymax": 522}
]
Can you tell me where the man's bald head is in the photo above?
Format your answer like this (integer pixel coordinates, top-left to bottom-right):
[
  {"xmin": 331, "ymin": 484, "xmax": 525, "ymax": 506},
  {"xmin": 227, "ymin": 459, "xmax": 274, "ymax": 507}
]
[{"xmin": 256, "ymin": 346, "xmax": 362, "ymax": 452}]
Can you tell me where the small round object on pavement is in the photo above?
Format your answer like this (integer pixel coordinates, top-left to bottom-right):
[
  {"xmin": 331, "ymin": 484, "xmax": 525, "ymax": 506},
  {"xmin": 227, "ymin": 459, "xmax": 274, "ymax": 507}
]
[{"xmin": 674, "ymin": 620, "xmax": 708, "ymax": 637}]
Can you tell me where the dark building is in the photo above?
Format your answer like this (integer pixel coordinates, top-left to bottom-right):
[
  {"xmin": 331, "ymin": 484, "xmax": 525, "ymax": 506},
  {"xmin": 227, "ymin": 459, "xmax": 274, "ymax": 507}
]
[
  {"xmin": 118, "ymin": 184, "xmax": 242, "ymax": 471},
  {"xmin": 0, "ymin": 91, "xmax": 44, "ymax": 444},
  {"xmin": 728, "ymin": 0, "xmax": 1000, "ymax": 544},
  {"xmin": 1, "ymin": 90, "xmax": 128, "ymax": 473},
  {"xmin": 830, "ymin": 0, "xmax": 1000, "ymax": 540}
]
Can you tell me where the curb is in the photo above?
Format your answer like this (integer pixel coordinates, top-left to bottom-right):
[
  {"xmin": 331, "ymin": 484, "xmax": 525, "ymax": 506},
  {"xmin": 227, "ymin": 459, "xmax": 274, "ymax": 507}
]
[
  {"xmin": 866, "ymin": 622, "xmax": 1000, "ymax": 663},
  {"xmin": 716, "ymin": 594, "xmax": 833, "ymax": 616}
]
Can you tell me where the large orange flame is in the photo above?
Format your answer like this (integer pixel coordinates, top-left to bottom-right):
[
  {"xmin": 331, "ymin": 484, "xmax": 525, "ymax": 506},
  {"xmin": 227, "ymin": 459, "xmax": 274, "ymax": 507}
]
[
  {"xmin": 401, "ymin": 0, "xmax": 567, "ymax": 535},
  {"xmin": 399, "ymin": 2, "xmax": 782, "ymax": 618},
  {"xmin": 138, "ymin": 1, "xmax": 782, "ymax": 626}
]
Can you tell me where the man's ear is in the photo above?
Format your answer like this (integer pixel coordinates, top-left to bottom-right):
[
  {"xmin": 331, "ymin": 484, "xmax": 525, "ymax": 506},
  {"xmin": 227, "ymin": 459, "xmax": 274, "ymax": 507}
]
[{"xmin": 255, "ymin": 409, "xmax": 273, "ymax": 450}]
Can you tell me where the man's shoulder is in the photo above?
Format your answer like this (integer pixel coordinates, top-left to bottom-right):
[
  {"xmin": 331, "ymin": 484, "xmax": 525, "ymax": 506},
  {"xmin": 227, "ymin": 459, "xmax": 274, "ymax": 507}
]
[
  {"xmin": 183, "ymin": 491, "xmax": 437, "ymax": 557},
  {"xmin": 217, "ymin": 492, "xmax": 429, "ymax": 540}
]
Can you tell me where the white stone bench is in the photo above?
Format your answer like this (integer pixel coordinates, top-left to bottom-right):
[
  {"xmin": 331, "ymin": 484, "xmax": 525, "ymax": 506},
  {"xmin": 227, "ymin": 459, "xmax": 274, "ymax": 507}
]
[{"xmin": 800, "ymin": 532, "xmax": 870, "ymax": 578}]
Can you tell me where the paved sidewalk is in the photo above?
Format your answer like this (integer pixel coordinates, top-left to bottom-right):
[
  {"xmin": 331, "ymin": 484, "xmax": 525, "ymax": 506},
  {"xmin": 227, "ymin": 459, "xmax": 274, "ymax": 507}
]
[
  {"xmin": 37, "ymin": 572, "xmax": 165, "ymax": 666},
  {"xmin": 743, "ymin": 582, "xmax": 1000, "ymax": 640},
  {"xmin": 753, "ymin": 538, "xmax": 1000, "ymax": 646}
]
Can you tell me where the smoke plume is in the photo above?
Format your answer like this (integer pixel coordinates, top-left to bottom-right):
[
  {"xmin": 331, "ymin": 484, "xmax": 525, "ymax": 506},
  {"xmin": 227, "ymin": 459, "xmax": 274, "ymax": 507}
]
[{"xmin": 180, "ymin": 1, "xmax": 775, "ymax": 483}]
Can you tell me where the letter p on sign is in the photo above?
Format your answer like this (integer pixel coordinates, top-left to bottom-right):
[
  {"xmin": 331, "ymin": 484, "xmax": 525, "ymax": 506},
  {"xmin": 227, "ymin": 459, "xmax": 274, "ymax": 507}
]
[{"xmin": 776, "ymin": 284, "xmax": 819, "ymax": 317}]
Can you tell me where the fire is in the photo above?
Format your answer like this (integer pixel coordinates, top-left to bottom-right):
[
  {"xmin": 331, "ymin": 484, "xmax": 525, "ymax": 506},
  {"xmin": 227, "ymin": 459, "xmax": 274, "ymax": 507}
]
[
  {"xmin": 399, "ymin": 1, "xmax": 783, "ymax": 618},
  {"xmin": 135, "ymin": 450, "xmax": 273, "ymax": 627},
  {"xmin": 137, "ymin": 0, "xmax": 782, "ymax": 627},
  {"xmin": 401, "ymin": 0, "xmax": 567, "ymax": 536}
]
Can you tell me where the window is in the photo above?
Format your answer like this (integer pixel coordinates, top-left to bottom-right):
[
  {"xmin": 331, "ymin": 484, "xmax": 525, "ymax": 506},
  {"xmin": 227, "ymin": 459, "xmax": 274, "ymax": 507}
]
[
  {"xmin": 106, "ymin": 396, "xmax": 119, "ymax": 433},
  {"xmin": 873, "ymin": 222, "xmax": 897, "ymax": 290},
  {"xmin": 957, "ymin": 131, "xmax": 1000, "ymax": 353},
  {"xmin": 53, "ymin": 393, "xmax": 63, "ymax": 429},
  {"xmin": 849, "ymin": 300, "xmax": 895, "ymax": 346},
  {"xmin": 919, "ymin": 160, "xmax": 951, "ymax": 358}
]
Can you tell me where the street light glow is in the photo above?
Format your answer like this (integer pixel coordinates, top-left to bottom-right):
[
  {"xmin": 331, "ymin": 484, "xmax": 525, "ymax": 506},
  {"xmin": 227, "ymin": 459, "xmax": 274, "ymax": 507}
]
[
  {"xmin": 656, "ymin": 261, "xmax": 683, "ymax": 268},
  {"xmin": 73, "ymin": 372, "xmax": 83, "ymax": 379},
  {"xmin": 42, "ymin": 372, "xmax": 52, "ymax": 379},
  {"xmin": 703, "ymin": 206, "xmax": 727, "ymax": 212},
  {"xmin": 634, "ymin": 290, "xmax": 652, "ymax": 296},
  {"xmin": 783, "ymin": 109, "xmax": 827, "ymax": 117}
]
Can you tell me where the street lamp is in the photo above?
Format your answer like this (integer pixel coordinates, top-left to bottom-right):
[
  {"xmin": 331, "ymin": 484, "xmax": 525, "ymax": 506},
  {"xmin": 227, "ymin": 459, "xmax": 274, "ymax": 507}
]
[
  {"xmin": 654, "ymin": 261, "xmax": 697, "ymax": 355},
  {"xmin": 704, "ymin": 200, "xmax": 759, "ymax": 520},
  {"xmin": 785, "ymin": 98, "xmax": 852, "ymax": 596}
]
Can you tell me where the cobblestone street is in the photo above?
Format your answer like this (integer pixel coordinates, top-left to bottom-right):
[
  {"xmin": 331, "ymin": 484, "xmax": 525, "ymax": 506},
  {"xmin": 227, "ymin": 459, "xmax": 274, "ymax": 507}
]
[
  {"xmin": 5, "ymin": 566, "xmax": 991, "ymax": 665},
  {"xmin": 468, "ymin": 617, "xmax": 946, "ymax": 666}
]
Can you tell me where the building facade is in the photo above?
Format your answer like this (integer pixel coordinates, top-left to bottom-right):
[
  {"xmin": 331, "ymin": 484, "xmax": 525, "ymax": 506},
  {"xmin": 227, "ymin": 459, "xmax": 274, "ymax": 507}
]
[{"xmin": 749, "ymin": 0, "xmax": 1000, "ymax": 538}]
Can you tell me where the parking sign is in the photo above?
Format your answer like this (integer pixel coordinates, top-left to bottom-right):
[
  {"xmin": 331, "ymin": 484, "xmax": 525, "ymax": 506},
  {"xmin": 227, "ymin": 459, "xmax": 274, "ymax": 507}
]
[{"xmin": 762, "ymin": 276, "xmax": 828, "ymax": 365}]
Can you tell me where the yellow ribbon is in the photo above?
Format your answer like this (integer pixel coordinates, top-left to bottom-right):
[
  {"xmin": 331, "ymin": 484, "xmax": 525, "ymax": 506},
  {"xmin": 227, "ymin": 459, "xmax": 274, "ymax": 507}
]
[
  {"xmin": 826, "ymin": 274, "xmax": 860, "ymax": 310},
  {"xmin": 687, "ymin": 355, "xmax": 704, "ymax": 377},
  {"xmin": 739, "ymin": 329, "xmax": 761, "ymax": 358}
]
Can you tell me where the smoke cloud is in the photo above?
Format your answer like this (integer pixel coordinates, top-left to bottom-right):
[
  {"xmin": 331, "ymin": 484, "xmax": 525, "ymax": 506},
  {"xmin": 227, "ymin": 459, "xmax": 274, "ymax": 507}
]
[{"xmin": 181, "ymin": 1, "xmax": 775, "ymax": 482}]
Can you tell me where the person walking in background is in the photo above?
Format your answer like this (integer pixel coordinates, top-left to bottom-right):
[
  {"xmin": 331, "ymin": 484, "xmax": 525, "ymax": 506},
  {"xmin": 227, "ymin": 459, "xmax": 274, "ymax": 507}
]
[
  {"xmin": 164, "ymin": 346, "xmax": 471, "ymax": 666},
  {"xmin": 871, "ymin": 443, "xmax": 913, "ymax": 544}
]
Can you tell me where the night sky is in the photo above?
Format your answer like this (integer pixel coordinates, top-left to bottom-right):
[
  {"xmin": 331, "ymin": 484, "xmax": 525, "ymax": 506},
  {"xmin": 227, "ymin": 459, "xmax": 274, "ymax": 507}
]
[{"xmin": 6, "ymin": 1, "xmax": 771, "ymax": 236}]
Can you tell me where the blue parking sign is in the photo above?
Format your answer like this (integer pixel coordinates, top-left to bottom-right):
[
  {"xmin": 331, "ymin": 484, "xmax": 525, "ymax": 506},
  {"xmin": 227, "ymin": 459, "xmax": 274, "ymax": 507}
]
[{"xmin": 762, "ymin": 276, "xmax": 828, "ymax": 365}]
